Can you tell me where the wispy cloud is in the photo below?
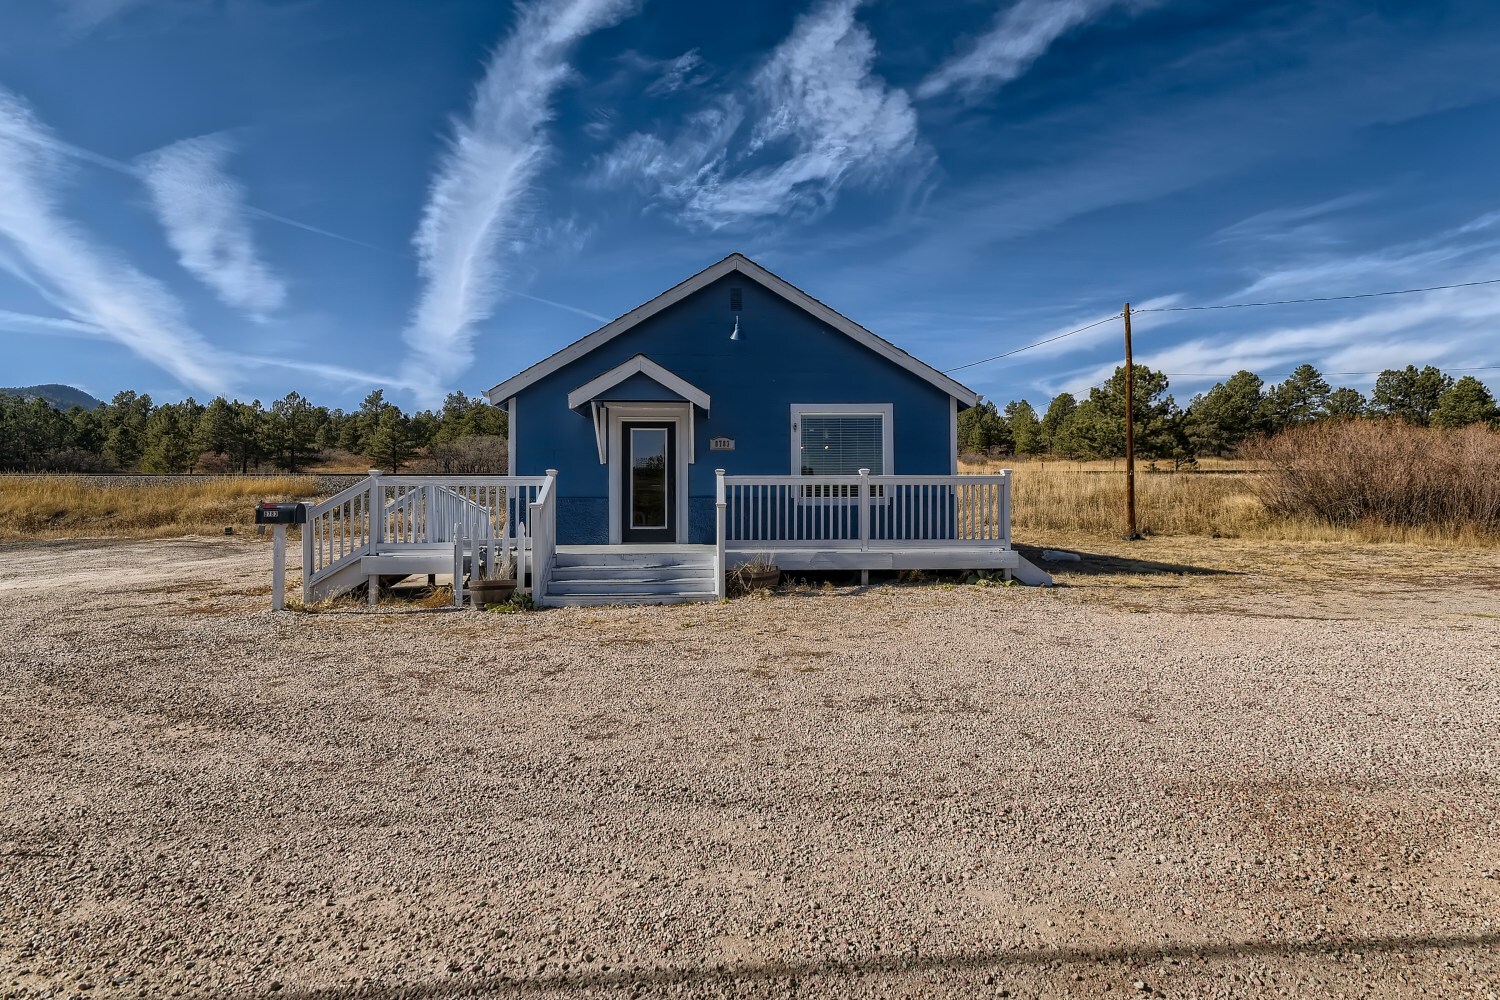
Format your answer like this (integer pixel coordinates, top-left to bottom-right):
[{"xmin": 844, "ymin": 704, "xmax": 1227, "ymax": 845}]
[
  {"xmin": 138, "ymin": 135, "xmax": 288, "ymax": 318},
  {"xmin": 1041, "ymin": 220, "xmax": 1500, "ymax": 397},
  {"xmin": 0, "ymin": 89, "xmax": 230, "ymax": 392},
  {"xmin": 52, "ymin": 0, "xmax": 146, "ymax": 33},
  {"xmin": 917, "ymin": 0, "xmax": 1149, "ymax": 101},
  {"xmin": 403, "ymin": 0, "xmax": 636, "ymax": 402},
  {"xmin": 0, "ymin": 306, "xmax": 423, "ymax": 392},
  {"xmin": 642, "ymin": 49, "xmax": 710, "ymax": 97},
  {"xmin": 597, "ymin": 0, "xmax": 922, "ymax": 229},
  {"xmin": 1211, "ymin": 190, "xmax": 1386, "ymax": 249}
]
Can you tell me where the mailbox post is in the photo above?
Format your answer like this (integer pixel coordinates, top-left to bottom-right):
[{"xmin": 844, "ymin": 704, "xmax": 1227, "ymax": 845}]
[{"xmin": 255, "ymin": 502, "xmax": 307, "ymax": 611}]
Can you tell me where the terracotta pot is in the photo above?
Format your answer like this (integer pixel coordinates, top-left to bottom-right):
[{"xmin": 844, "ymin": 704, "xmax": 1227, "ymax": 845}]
[
  {"xmin": 469, "ymin": 578, "xmax": 517, "ymax": 605},
  {"xmin": 744, "ymin": 568, "xmax": 780, "ymax": 590}
]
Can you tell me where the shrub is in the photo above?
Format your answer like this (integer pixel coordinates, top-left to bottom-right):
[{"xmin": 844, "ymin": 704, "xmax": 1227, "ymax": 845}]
[{"xmin": 1247, "ymin": 421, "xmax": 1500, "ymax": 533}]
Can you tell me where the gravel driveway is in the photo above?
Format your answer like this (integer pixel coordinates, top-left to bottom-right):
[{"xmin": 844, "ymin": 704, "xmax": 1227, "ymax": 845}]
[{"xmin": 1, "ymin": 536, "xmax": 1497, "ymax": 999}]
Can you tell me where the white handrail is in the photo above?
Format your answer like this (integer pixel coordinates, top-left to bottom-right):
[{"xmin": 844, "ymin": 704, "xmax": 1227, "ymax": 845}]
[
  {"xmin": 526, "ymin": 469, "xmax": 559, "ymax": 600},
  {"xmin": 302, "ymin": 472, "xmax": 552, "ymax": 602},
  {"xmin": 719, "ymin": 471, "xmax": 1013, "ymax": 550}
]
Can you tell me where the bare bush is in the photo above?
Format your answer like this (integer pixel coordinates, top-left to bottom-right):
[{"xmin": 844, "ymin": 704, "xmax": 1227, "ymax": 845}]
[
  {"xmin": 425, "ymin": 435, "xmax": 508, "ymax": 474},
  {"xmin": 1247, "ymin": 421, "xmax": 1500, "ymax": 533}
]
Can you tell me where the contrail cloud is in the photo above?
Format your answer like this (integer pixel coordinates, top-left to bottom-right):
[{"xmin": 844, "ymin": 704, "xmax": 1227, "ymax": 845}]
[{"xmin": 402, "ymin": 0, "xmax": 636, "ymax": 403}]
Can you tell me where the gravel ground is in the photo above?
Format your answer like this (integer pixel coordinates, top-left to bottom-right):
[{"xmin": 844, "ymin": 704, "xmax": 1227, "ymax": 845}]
[{"xmin": 1, "ymin": 536, "xmax": 1497, "ymax": 999}]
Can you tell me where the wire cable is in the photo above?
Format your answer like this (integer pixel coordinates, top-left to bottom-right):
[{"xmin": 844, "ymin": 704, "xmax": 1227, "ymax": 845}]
[
  {"xmin": 943, "ymin": 314, "xmax": 1121, "ymax": 373},
  {"xmin": 1133, "ymin": 277, "xmax": 1500, "ymax": 313}
]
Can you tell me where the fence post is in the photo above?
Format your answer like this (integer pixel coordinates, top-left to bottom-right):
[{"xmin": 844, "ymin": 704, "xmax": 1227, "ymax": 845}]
[
  {"xmin": 1001, "ymin": 469, "xmax": 1013, "ymax": 547},
  {"xmin": 714, "ymin": 469, "xmax": 727, "ymax": 600},
  {"xmin": 368, "ymin": 469, "xmax": 384, "ymax": 549},
  {"xmin": 452, "ymin": 522, "xmax": 465, "ymax": 608},
  {"xmin": 546, "ymin": 468, "xmax": 559, "ymax": 564},
  {"xmin": 858, "ymin": 468, "xmax": 871, "ymax": 551},
  {"xmin": 301, "ymin": 507, "xmax": 314, "ymax": 605}
]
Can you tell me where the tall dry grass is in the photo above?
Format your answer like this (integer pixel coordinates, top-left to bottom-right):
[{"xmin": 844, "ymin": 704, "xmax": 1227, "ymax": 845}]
[
  {"xmin": 970, "ymin": 439, "xmax": 1496, "ymax": 546},
  {"xmin": 1247, "ymin": 421, "xmax": 1500, "ymax": 534},
  {"xmin": 0, "ymin": 477, "xmax": 310, "ymax": 540}
]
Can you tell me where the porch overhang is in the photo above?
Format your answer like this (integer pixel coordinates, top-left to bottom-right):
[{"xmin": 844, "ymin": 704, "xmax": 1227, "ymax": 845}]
[
  {"xmin": 566, "ymin": 354, "xmax": 710, "ymax": 411},
  {"xmin": 569, "ymin": 356, "xmax": 708, "ymax": 466}
]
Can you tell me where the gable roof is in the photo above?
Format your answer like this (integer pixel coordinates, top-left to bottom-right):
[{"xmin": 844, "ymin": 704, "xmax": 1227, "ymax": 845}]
[
  {"xmin": 485, "ymin": 253, "xmax": 980, "ymax": 407},
  {"xmin": 566, "ymin": 354, "xmax": 711, "ymax": 411}
]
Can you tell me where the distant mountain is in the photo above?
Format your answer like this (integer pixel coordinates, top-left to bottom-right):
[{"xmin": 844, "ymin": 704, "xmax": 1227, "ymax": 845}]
[{"xmin": 0, "ymin": 384, "xmax": 105, "ymax": 411}]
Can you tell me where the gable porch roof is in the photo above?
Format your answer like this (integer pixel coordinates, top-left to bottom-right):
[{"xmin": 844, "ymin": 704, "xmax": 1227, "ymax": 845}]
[
  {"xmin": 566, "ymin": 354, "xmax": 711, "ymax": 411},
  {"xmin": 485, "ymin": 253, "xmax": 980, "ymax": 408}
]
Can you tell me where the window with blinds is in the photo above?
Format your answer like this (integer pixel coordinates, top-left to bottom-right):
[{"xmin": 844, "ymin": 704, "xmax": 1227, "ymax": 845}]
[{"xmin": 797, "ymin": 411, "xmax": 886, "ymax": 498}]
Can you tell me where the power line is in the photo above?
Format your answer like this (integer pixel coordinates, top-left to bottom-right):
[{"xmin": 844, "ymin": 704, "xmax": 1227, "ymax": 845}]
[
  {"xmin": 945, "ymin": 274, "xmax": 1500, "ymax": 375},
  {"xmin": 1133, "ymin": 277, "xmax": 1500, "ymax": 313},
  {"xmin": 942, "ymin": 314, "xmax": 1121, "ymax": 373}
]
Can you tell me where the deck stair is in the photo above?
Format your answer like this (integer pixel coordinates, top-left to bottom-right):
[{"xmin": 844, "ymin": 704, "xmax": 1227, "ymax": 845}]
[{"xmin": 544, "ymin": 546, "xmax": 717, "ymax": 606}]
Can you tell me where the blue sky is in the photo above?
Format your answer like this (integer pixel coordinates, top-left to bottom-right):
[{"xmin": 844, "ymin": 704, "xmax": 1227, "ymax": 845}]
[{"xmin": 1, "ymin": 0, "xmax": 1498, "ymax": 411}]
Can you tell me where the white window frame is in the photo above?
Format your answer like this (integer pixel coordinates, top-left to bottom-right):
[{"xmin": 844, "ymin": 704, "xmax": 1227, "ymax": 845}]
[{"xmin": 789, "ymin": 403, "xmax": 893, "ymax": 503}]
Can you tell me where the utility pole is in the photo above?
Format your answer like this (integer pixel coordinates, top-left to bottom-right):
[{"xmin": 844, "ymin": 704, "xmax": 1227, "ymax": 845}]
[{"xmin": 1123, "ymin": 302, "xmax": 1140, "ymax": 540}]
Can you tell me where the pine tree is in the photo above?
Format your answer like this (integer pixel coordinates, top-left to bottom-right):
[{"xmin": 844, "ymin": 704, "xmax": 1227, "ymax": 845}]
[
  {"xmin": 264, "ymin": 392, "xmax": 321, "ymax": 472},
  {"xmin": 1432, "ymin": 376, "xmax": 1498, "ymax": 428},
  {"xmin": 1371, "ymin": 365, "xmax": 1453, "ymax": 424},
  {"xmin": 141, "ymin": 403, "xmax": 198, "ymax": 473},
  {"xmin": 956, "ymin": 398, "xmax": 1011, "ymax": 455},
  {"xmin": 1321, "ymin": 387, "xmax": 1366, "ymax": 420},
  {"xmin": 1038, "ymin": 393, "xmax": 1077, "ymax": 454},
  {"xmin": 1261, "ymin": 364, "xmax": 1330, "ymax": 431},
  {"xmin": 1061, "ymin": 365, "xmax": 1180, "ymax": 460},
  {"xmin": 100, "ymin": 390, "xmax": 153, "ymax": 470},
  {"xmin": 1185, "ymin": 370, "xmax": 1267, "ymax": 455},
  {"xmin": 367, "ymin": 408, "xmax": 414, "ymax": 472},
  {"xmin": 1004, "ymin": 400, "xmax": 1043, "ymax": 455}
]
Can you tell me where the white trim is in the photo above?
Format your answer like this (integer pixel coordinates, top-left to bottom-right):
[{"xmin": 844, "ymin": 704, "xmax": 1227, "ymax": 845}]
[
  {"xmin": 605, "ymin": 402, "xmax": 692, "ymax": 545},
  {"xmin": 566, "ymin": 354, "xmax": 711, "ymax": 411},
  {"xmin": 590, "ymin": 401, "xmax": 608, "ymax": 464},
  {"xmin": 950, "ymin": 395, "xmax": 958, "ymax": 475},
  {"xmin": 506, "ymin": 396, "xmax": 516, "ymax": 476},
  {"xmin": 789, "ymin": 403, "xmax": 894, "ymax": 476},
  {"xmin": 486, "ymin": 254, "xmax": 979, "ymax": 407}
]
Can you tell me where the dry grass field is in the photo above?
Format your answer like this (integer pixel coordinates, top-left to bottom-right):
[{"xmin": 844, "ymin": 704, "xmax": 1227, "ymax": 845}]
[
  {"xmin": 0, "ymin": 534, "xmax": 1496, "ymax": 999},
  {"xmin": 0, "ymin": 477, "xmax": 315, "ymax": 541},
  {"xmin": 963, "ymin": 457, "xmax": 1498, "ymax": 547}
]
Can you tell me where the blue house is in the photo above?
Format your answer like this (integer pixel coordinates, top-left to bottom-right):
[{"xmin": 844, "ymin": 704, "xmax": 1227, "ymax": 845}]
[{"xmin": 300, "ymin": 254, "xmax": 1048, "ymax": 608}]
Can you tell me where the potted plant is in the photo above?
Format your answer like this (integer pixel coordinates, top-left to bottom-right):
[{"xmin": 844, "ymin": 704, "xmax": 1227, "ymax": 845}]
[
  {"xmin": 735, "ymin": 554, "xmax": 780, "ymax": 592},
  {"xmin": 468, "ymin": 549, "xmax": 518, "ymax": 606}
]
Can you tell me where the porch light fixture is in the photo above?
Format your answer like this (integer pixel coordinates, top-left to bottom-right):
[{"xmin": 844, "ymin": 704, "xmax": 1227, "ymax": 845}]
[{"xmin": 729, "ymin": 314, "xmax": 741, "ymax": 341}]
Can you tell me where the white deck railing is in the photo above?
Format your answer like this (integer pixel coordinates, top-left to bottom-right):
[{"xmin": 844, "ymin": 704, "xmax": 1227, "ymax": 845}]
[
  {"xmin": 527, "ymin": 469, "xmax": 560, "ymax": 598},
  {"xmin": 717, "ymin": 469, "xmax": 1011, "ymax": 553},
  {"xmin": 302, "ymin": 470, "xmax": 552, "ymax": 601}
]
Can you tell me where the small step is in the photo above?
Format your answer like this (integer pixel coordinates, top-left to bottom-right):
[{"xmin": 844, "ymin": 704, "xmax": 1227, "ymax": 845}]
[
  {"xmin": 553, "ymin": 549, "xmax": 712, "ymax": 568},
  {"xmin": 544, "ymin": 546, "xmax": 718, "ymax": 605},
  {"xmin": 548, "ymin": 578, "xmax": 717, "ymax": 597},
  {"xmin": 550, "ymin": 565, "xmax": 714, "ymax": 583},
  {"xmin": 546, "ymin": 591, "xmax": 717, "ymax": 607}
]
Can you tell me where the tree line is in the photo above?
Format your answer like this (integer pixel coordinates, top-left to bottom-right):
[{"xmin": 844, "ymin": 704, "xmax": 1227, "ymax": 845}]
[
  {"xmin": 959, "ymin": 363, "xmax": 1499, "ymax": 463},
  {"xmin": 0, "ymin": 389, "xmax": 508, "ymax": 474}
]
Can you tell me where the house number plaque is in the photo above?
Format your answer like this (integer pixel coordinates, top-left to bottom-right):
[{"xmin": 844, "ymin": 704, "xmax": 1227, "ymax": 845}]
[{"xmin": 709, "ymin": 437, "xmax": 735, "ymax": 451}]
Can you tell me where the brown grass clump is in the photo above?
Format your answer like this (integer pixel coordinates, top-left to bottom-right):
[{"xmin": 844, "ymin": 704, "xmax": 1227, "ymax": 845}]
[
  {"xmin": 0, "ymin": 477, "xmax": 311, "ymax": 540},
  {"xmin": 1247, "ymin": 421, "xmax": 1500, "ymax": 535}
]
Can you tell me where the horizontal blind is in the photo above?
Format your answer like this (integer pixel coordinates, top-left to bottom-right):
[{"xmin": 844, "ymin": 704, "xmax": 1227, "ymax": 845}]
[{"xmin": 799, "ymin": 414, "xmax": 884, "ymax": 475}]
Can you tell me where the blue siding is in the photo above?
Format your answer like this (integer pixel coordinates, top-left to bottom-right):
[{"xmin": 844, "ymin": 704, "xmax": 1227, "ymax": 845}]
[{"xmin": 511, "ymin": 274, "xmax": 954, "ymax": 544}]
